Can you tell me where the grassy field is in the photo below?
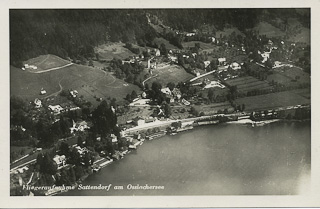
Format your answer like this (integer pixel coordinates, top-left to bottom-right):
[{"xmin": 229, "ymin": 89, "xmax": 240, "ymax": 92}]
[
  {"xmin": 268, "ymin": 66, "xmax": 310, "ymax": 87},
  {"xmin": 290, "ymin": 88, "xmax": 310, "ymax": 99},
  {"xmin": 216, "ymin": 27, "xmax": 245, "ymax": 38},
  {"xmin": 24, "ymin": 54, "xmax": 71, "ymax": 71},
  {"xmin": 95, "ymin": 43, "xmax": 135, "ymax": 61},
  {"xmin": 253, "ymin": 22, "xmax": 285, "ymax": 38},
  {"xmin": 226, "ymin": 76, "xmax": 273, "ymax": 94},
  {"xmin": 11, "ymin": 57, "xmax": 141, "ymax": 105},
  {"xmin": 145, "ymin": 65, "xmax": 195, "ymax": 86},
  {"xmin": 193, "ymin": 102, "xmax": 233, "ymax": 115},
  {"xmin": 235, "ymin": 91, "xmax": 310, "ymax": 111}
]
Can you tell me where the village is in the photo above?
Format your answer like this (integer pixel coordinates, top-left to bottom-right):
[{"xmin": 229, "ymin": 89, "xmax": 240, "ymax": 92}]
[{"xmin": 10, "ymin": 10, "xmax": 311, "ymax": 196}]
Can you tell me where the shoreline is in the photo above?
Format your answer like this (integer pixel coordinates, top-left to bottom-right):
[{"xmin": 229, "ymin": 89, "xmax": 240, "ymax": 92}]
[{"xmin": 49, "ymin": 117, "xmax": 310, "ymax": 196}]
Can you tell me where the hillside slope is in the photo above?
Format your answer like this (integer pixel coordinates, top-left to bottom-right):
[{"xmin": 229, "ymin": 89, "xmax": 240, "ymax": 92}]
[{"xmin": 11, "ymin": 55, "xmax": 141, "ymax": 104}]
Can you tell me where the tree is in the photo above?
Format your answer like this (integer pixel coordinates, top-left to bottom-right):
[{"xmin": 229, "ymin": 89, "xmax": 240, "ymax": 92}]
[
  {"xmin": 208, "ymin": 89, "xmax": 215, "ymax": 102},
  {"xmin": 159, "ymin": 43, "xmax": 168, "ymax": 56},
  {"xmin": 77, "ymin": 136, "xmax": 84, "ymax": 147},
  {"xmin": 131, "ymin": 90, "xmax": 137, "ymax": 100},
  {"xmin": 39, "ymin": 153, "xmax": 57, "ymax": 175},
  {"xmin": 167, "ymin": 82, "xmax": 175, "ymax": 91},
  {"xmin": 190, "ymin": 106, "xmax": 199, "ymax": 116},
  {"xmin": 59, "ymin": 142, "xmax": 70, "ymax": 156},
  {"xmin": 125, "ymin": 94, "xmax": 132, "ymax": 102},
  {"xmin": 241, "ymin": 104, "xmax": 245, "ymax": 112},
  {"xmin": 163, "ymin": 103, "xmax": 172, "ymax": 117}
]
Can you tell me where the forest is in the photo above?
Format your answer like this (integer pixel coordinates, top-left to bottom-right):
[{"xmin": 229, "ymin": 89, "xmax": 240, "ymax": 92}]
[{"xmin": 10, "ymin": 9, "xmax": 310, "ymax": 67}]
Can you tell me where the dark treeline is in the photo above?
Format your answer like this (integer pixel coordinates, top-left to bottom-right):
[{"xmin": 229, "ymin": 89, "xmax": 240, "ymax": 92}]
[
  {"xmin": 10, "ymin": 9, "xmax": 153, "ymax": 66},
  {"xmin": 10, "ymin": 9, "xmax": 309, "ymax": 67},
  {"xmin": 150, "ymin": 9, "xmax": 260, "ymax": 32}
]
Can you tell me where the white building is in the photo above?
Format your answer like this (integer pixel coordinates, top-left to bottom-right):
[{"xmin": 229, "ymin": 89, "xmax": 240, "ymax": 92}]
[
  {"xmin": 204, "ymin": 61, "xmax": 211, "ymax": 68},
  {"xmin": 70, "ymin": 90, "xmax": 78, "ymax": 98},
  {"xmin": 218, "ymin": 57, "xmax": 226, "ymax": 66},
  {"xmin": 40, "ymin": 89, "xmax": 47, "ymax": 95},
  {"xmin": 161, "ymin": 87, "xmax": 172, "ymax": 95},
  {"xmin": 34, "ymin": 98, "xmax": 42, "ymax": 108},
  {"xmin": 230, "ymin": 62, "xmax": 241, "ymax": 70},
  {"xmin": 48, "ymin": 105, "xmax": 63, "ymax": 114},
  {"xmin": 53, "ymin": 155, "xmax": 66, "ymax": 169}
]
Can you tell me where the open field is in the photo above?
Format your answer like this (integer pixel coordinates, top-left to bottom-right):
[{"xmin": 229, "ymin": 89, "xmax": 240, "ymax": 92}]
[
  {"xmin": 24, "ymin": 54, "xmax": 71, "ymax": 71},
  {"xmin": 145, "ymin": 65, "xmax": 195, "ymax": 86},
  {"xmin": 226, "ymin": 76, "xmax": 273, "ymax": 94},
  {"xmin": 290, "ymin": 88, "xmax": 310, "ymax": 99},
  {"xmin": 216, "ymin": 27, "xmax": 245, "ymax": 38},
  {"xmin": 268, "ymin": 66, "xmax": 310, "ymax": 87},
  {"xmin": 288, "ymin": 27, "xmax": 310, "ymax": 44},
  {"xmin": 253, "ymin": 22, "xmax": 285, "ymax": 38},
  {"xmin": 193, "ymin": 102, "xmax": 233, "ymax": 115},
  {"xmin": 11, "ymin": 57, "xmax": 141, "ymax": 105},
  {"xmin": 95, "ymin": 43, "xmax": 135, "ymax": 61},
  {"xmin": 235, "ymin": 91, "xmax": 310, "ymax": 111}
]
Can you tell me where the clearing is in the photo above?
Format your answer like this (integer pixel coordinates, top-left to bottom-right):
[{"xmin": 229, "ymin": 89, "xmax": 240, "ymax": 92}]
[
  {"xmin": 253, "ymin": 22, "xmax": 285, "ymax": 38},
  {"xmin": 95, "ymin": 43, "xmax": 136, "ymax": 61},
  {"xmin": 216, "ymin": 27, "xmax": 245, "ymax": 38},
  {"xmin": 145, "ymin": 65, "xmax": 195, "ymax": 86},
  {"xmin": 23, "ymin": 54, "xmax": 71, "ymax": 72}
]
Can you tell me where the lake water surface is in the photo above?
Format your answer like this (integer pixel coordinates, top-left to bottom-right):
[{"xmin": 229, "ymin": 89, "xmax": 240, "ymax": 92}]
[{"xmin": 63, "ymin": 121, "xmax": 311, "ymax": 196}]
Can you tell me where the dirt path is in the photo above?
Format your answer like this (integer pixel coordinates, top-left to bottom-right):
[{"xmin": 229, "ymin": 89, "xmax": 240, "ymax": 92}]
[
  {"xmin": 31, "ymin": 63, "xmax": 74, "ymax": 74},
  {"xmin": 43, "ymin": 77, "xmax": 64, "ymax": 99},
  {"xmin": 142, "ymin": 74, "xmax": 159, "ymax": 86}
]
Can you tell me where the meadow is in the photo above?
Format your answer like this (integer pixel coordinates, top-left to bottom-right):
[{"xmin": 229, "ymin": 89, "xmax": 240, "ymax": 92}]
[
  {"xmin": 145, "ymin": 65, "xmax": 195, "ymax": 86},
  {"xmin": 235, "ymin": 91, "xmax": 310, "ymax": 111},
  {"xmin": 11, "ymin": 56, "xmax": 141, "ymax": 105}
]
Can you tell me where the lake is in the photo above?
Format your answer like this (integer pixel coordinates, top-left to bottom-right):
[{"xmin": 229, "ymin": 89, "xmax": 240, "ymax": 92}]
[{"xmin": 62, "ymin": 121, "xmax": 311, "ymax": 195}]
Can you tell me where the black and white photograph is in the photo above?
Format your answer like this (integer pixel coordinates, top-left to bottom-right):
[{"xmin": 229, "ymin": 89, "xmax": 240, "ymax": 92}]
[{"xmin": 3, "ymin": 0, "xmax": 320, "ymax": 207}]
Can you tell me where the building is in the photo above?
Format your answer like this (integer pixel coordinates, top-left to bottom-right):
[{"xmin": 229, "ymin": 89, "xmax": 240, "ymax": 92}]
[
  {"xmin": 40, "ymin": 89, "xmax": 47, "ymax": 95},
  {"xmin": 182, "ymin": 98, "xmax": 190, "ymax": 106},
  {"xmin": 111, "ymin": 134, "xmax": 118, "ymax": 143},
  {"xmin": 74, "ymin": 146, "xmax": 89, "ymax": 157},
  {"xmin": 70, "ymin": 121, "xmax": 89, "ymax": 133},
  {"xmin": 161, "ymin": 87, "xmax": 172, "ymax": 96},
  {"xmin": 48, "ymin": 105, "xmax": 63, "ymax": 114},
  {"xmin": 203, "ymin": 81, "xmax": 225, "ymax": 89},
  {"xmin": 155, "ymin": 49, "xmax": 161, "ymax": 56},
  {"xmin": 230, "ymin": 62, "xmax": 241, "ymax": 70},
  {"xmin": 141, "ymin": 92, "xmax": 147, "ymax": 98},
  {"xmin": 70, "ymin": 90, "xmax": 78, "ymax": 98},
  {"xmin": 53, "ymin": 155, "xmax": 66, "ymax": 169},
  {"xmin": 192, "ymin": 69, "xmax": 201, "ymax": 77},
  {"xmin": 204, "ymin": 61, "xmax": 211, "ymax": 68},
  {"xmin": 186, "ymin": 32, "xmax": 196, "ymax": 37},
  {"xmin": 172, "ymin": 88, "xmax": 182, "ymax": 100},
  {"xmin": 34, "ymin": 98, "xmax": 42, "ymax": 108},
  {"xmin": 218, "ymin": 57, "xmax": 226, "ymax": 66}
]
